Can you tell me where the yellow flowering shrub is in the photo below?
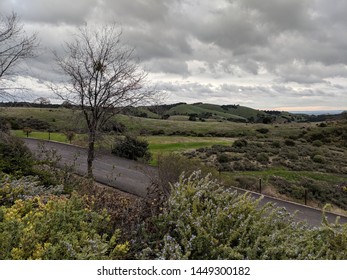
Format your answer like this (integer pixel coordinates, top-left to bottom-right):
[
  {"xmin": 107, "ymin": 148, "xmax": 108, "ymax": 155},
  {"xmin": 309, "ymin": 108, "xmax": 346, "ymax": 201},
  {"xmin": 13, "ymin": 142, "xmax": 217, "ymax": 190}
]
[{"xmin": 0, "ymin": 193, "xmax": 128, "ymax": 259}]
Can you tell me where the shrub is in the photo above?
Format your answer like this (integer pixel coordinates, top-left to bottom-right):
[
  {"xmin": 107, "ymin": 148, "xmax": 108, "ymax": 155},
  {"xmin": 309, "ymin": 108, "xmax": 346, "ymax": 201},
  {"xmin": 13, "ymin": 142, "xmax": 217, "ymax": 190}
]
[
  {"xmin": 188, "ymin": 114, "xmax": 197, "ymax": 121},
  {"xmin": 256, "ymin": 152, "xmax": 269, "ymax": 164},
  {"xmin": 112, "ymin": 135, "xmax": 151, "ymax": 161},
  {"xmin": 0, "ymin": 118, "xmax": 11, "ymax": 133},
  {"xmin": 285, "ymin": 151, "xmax": 299, "ymax": 160},
  {"xmin": 0, "ymin": 133, "xmax": 33, "ymax": 176},
  {"xmin": 16, "ymin": 118, "xmax": 51, "ymax": 131},
  {"xmin": 232, "ymin": 159, "xmax": 260, "ymax": 171},
  {"xmin": 0, "ymin": 174, "xmax": 64, "ymax": 207},
  {"xmin": 152, "ymin": 129, "xmax": 165, "ymax": 136},
  {"xmin": 270, "ymin": 176, "xmax": 305, "ymax": 200},
  {"xmin": 232, "ymin": 139, "xmax": 248, "ymax": 148},
  {"xmin": 77, "ymin": 183, "xmax": 144, "ymax": 240},
  {"xmin": 140, "ymin": 172, "xmax": 347, "ymax": 259},
  {"xmin": 312, "ymin": 140, "xmax": 323, "ymax": 147},
  {"xmin": 284, "ymin": 139, "xmax": 296, "ymax": 146},
  {"xmin": 234, "ymin": 176, "xmax": 258, "ymax": 191},
  {"xmin": 256, "ymin": 128, "xmax": 269, "ymax": 134},
  {"xmin": 217, "ymin": 153, "xmax": 229, "ymax": 163},
  {"xmin": 271, "ymin": 141, "xmax": 281, "ymax": 148},
  {"xmin": 102, "ymin": 121, "xmax": 126, "ymax": 133},
  {"xmin": 0, "ymin": 193, "xmax": 128, "ymax": 259},
  {"xmin": 312, "ymin": 154, "xmax": 325, "ymax": 164}
]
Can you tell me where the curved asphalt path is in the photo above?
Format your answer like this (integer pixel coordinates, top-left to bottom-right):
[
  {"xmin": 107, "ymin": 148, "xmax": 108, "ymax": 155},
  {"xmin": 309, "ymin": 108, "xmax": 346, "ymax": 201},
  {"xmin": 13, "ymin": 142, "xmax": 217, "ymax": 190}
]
[
  {"xmin": 23, "ymin": 138, "xmax": 156, "ymax": 197},
  {"xmin": 23, "ymin": 138, "xmax": 347, "ymax": 228}
]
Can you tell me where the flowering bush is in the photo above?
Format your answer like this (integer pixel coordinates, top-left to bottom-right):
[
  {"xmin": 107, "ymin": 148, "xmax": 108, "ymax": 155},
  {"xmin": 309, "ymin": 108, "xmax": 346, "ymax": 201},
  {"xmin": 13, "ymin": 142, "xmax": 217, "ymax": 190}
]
[
  {"xmin": 0, "ymin": 174, "xmax": 64, "ymax": 207},
  {"xmin": 140, "ymin": 172, "xmax": 347, "ymax": 260},
  {"xmin": 0, "ymin": 191, "xmax": 128, "ymax": 259}
]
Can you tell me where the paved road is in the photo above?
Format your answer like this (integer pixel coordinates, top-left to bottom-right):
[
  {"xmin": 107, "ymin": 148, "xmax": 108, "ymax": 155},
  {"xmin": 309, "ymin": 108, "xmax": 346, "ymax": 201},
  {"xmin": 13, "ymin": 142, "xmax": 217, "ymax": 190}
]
[
  {"xmin": 23, "ymin": 138, "xmax": 347, "ymax": 228},
  {"xmin": 234, "ymin": 188, "xmax": 347, "ymax": 227},
  {"xmin": 23, "ymin": 138, "xmax": 156, "ymax": 197}
]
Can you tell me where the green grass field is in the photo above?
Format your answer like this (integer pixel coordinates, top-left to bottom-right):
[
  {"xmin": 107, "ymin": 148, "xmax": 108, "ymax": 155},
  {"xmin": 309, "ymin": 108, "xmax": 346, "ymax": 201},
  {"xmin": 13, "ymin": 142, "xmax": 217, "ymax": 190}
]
[
  {"xmin": 144, "ymin": 136, "xmax": 234, "ymax": 165},
  {"xmin": 224, "ymin": 168, "xmax": 347, "ymax": 184},
  {"xmin": 13, "ymin": 128, "xmax": 234, "ymax": 166},
  {"xmin": 12, "ymin": 130, "xmax": 86, "ymax": 144}
]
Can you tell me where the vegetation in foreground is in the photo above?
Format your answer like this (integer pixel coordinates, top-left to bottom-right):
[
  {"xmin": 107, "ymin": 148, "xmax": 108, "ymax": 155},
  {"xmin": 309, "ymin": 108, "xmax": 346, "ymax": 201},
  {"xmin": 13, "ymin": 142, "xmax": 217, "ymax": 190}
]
[
  {"xmin": 1, "ymin": 132, "xmax": 347, "ymax": 260},
  {"xmin": 140, "ymin": 172, "xmax": 347, "ymax": 260}
]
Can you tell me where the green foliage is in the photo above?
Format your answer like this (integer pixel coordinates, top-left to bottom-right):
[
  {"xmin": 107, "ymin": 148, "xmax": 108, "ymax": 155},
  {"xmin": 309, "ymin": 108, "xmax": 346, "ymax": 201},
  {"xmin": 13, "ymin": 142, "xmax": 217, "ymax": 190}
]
[
  {"xmin": 312, "ymin": 154, "xmax": 325, "ymax": 164},
  {"xmin": 155, "ymin": 153, "xmax": 217, "ymax": 195},
  {"xmin": 234, "ymin": 176, "xmax": 259, "ymax": 192},
  {"xmin": 256, "ymin": 152, "xmax": 269, "ymax": 164},
  {"xmin": 217, "ymin": 153, "xmax": 229, "ymax": 163},
  {"xmin": 232, "ymin": 139, "xmax": 248, "ymax": 148},
  {"xmin": 312, "ymin": 140, "xmax": 323, "ymax": 147},
  {"xmin": 284, "ymin": 139, "xmax": 296, "ymax": 146},
  {"xmin": 188, "ymin": 114, "xmax": 197, "ymax": 121},
  {"xmin": 271, "ymin": 140, "xmax": 282, "ymax": 148},
  {"xmin": 0, "ymin": 174, "xmax": 63, "ymax": 207},
  {"xmin": 191, "ymin": 135, "xmax": 347, "ymax": 209},
  {"xmin": 269, "ymin": 176, "xmax": 306, "ymax": 200},
  {"xmin": 140, "ymin": 172, "xmax": 347, "ymax": 260},
  {"xmin": 1, "ymin": 116, "xmax": 52, "ymax": 131},
  {"xmin": 0, "ymin": 192, "xmax": 128, "ymax": 260},
  {"xmin": 0, "ymin": 132, "xmax": 33, "ymax": 176},
  {"xmin": 112, "ymin": 135, "xmax": 151, "ymax": 161},
  {"xmin": 256, "ymin": 128, "xmax": 269, "ymax": 134},
  {"xmin": 0, "ymin": 117, "xmax": 11, "ymax": 132}
]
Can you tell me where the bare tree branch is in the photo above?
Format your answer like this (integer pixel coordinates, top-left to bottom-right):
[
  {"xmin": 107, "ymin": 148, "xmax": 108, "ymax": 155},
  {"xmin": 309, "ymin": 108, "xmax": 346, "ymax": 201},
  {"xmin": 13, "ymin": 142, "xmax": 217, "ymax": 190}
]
[
  {"xmin": 54, "ymin": 23, "xmax": 155, "ymax": 177},
  {"xmin": 0, "ymin": 12, "xmax": 38, "ymax": 95}
]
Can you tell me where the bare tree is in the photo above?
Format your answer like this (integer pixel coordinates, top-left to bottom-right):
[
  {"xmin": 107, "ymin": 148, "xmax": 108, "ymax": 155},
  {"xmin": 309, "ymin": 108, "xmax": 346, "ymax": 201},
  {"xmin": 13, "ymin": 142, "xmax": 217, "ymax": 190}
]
[
  {"xmin": 54, "ymin": 23, "xmax": 153, "ymax": 178},
  {"xmin": 0, "ymin": 12, "xmax": 38, "ymax": 97}
]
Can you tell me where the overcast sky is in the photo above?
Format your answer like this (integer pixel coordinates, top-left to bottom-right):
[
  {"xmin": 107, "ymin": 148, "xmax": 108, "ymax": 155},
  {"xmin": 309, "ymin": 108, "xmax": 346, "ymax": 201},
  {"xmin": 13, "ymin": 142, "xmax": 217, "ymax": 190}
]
[{"xmin": 1, "ymin": 0, "xmax": 347, "ymax": 111}]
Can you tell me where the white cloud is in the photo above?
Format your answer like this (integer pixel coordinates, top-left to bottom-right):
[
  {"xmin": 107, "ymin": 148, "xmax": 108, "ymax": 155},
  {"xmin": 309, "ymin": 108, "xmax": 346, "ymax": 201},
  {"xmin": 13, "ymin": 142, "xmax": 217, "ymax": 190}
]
[{"xmin": 0, "ymin": 0, "xmax": 346, "ymax": 110}]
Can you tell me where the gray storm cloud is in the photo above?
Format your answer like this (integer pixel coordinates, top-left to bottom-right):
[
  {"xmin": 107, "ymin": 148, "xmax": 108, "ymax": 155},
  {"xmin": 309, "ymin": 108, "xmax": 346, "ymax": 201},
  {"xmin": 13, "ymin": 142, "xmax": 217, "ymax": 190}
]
[{"xmin": 0, "ymin": 0, "xmax": 346, "ymax": 110}]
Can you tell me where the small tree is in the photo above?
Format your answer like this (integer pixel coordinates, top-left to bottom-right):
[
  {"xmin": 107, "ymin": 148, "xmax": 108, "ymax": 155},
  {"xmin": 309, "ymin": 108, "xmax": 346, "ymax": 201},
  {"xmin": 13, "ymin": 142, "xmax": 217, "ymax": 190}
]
[
  {"xmin": 64, "ymin": 130, "xmax": 75, "ymax": 144},
  {"xmin": 54, "ymin": 23, "xmax": 152, "ymax": 177},
  {"xmin": 22, "ymin": 127, "xmax": 32, "ymax": 137},
  {"xmin": 0, "ymin": 13, "xmax": 38, "ymax": 97}
]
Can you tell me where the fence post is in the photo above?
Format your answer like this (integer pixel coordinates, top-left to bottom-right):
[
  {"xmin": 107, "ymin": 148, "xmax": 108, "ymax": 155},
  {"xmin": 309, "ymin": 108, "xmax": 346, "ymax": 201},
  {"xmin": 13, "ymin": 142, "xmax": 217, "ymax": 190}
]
[
  {"xmin": 304, "ymin": 189, "xmax": 308, "ymax": 205},
  {"xmin": 259, "ymin": 178, "xmax": 262, "ymax": 193}
]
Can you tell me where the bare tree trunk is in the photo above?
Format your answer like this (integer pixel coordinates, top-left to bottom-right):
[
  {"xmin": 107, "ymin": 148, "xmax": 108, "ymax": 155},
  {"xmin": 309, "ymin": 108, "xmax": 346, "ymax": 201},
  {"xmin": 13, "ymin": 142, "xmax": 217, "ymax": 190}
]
[
  {"xmin": 54, "ymin": 23, "xmax": 152, "ymax": 177},
  {"xmin": 87, "ymin": 130, "xmax": 96, "ymax": 178}
]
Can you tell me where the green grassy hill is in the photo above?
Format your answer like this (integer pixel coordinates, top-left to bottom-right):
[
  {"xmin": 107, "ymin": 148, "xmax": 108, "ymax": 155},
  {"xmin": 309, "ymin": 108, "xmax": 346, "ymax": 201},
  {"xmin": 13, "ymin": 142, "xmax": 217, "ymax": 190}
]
[
  {"xmin": 1, "ymin": 102, "xmax": 341, "ymax": 133},
  {"xmin": 166, "ymin": 103, "xmax": 248, "ymax": 121}
]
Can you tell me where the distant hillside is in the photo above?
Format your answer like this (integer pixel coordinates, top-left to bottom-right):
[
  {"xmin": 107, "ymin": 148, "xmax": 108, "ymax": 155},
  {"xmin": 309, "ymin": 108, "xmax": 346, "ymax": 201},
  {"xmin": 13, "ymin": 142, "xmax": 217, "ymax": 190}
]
[
  {"xmin": 149, "ymin": 103, "xmax": 304, "ymax": 123},
  {"xmin": 165, "ymin": 103, "xmax": 247, "ymax": 122},
  {"xmin": 1, "ymin": 101, "xmax": 344, "ymax": 123}
]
